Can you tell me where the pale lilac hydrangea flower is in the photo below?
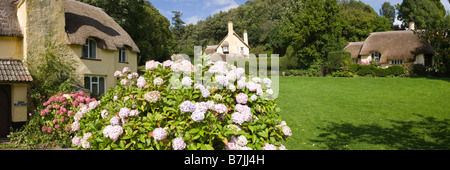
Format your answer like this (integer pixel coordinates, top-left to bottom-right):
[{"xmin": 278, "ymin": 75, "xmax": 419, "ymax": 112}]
[
  {"xmin": 262, "ymin": 143, "xmax": 277, "ymax": 150},
  {"xmin": 246, "ymin": 82, "xmax": 258, "ymax": 92},
  {"xmin": 214, "ymin": 103, "xmax": 228, "ymax": 114},
  {"xmin": 103, "ymin": 125, "xmax": 123, "ymax": 141},
  {"xmin": 101, "ymin": 110, "xmax": 108, "ymax": 119},
  {"xmin": 122, "ymin": 67, "xmax": 130, "ymax": 73},
  {"xmin": 119, "ymin": 107, "xmax": 130, "ymax": 118},
  {"xmin": 137, "ymin": 76, "xmax": 146, "ymax": 88},
  {"xmin": 228, "ymin": 84, "xmax": 236, "ymax": 92},
  {"xmin": 129, "ymin": 110, "xmax": 139, "ymax": 117},
  {"xmin": 282, "ymin": 126, "xmax": 292, "ymax": 136},
  {"xmin": 252, "ymin": 77, "xmax": 261, "ymax": 83},
  {"xmin": 72, "ymin": 136, "xmax": 81, "ymax": 146},
  {"xmin": 278, "ymin": 144, "xmax": 287, "ymax": 150},
  {"xmin": 201, "ymin": 88, "xmax": 210, "ymax": 98},
  {"xmin": 171, "ymin": 60, "xmax": 196, "ymax": 74},
  {"xmin": 146, "ymin": 60, "xmax": 161, "ymax": 70},
  {"xmin": 114, "ymin": 71, "xmax": 123, "ymax": 77},
  {"xmin": 120, "ymin": 79, "xmax": 128, "ymax": 86},
  {"xmin": 173, "ymin": 137, "xmax": 186, "ymax": 150},
  {"xmin": 162, "ymin": 60, "xmax": 174, "ymax": 68},
  {"xmin": 191, "ymin": 110, "xmax": 205, "ymax": 122},
  {"xmin": 215, "ymin": 75, "xmax": 228, "ymax": 87},
  {"xmin": 266, "ymin": 89, "xmax": 274, "ymax": 95},
  {"xmin": 181, "ymin": 77, "xmax": 192, "ymax": 87},
  {"xmin": 153, "ymin": 128, "xmax": 167, "ymax": 141},
  {"xmin": 180, "ymin": 101, "xmax": 196, "ymax": 113},
  {"xmin": 71, "ymin": 121, "xmax": 80, "ymax": 131},
  {"xmin": 81, "ymin": 132, "xmax": 92, "ymax": 149},
  {"xmin": 250, "ymin": 95, "xmax": 257, "ymax": 101},
  {"xmin": 231, "ymin": 112, "xmax": 245, "ymax": 125},
  {"xmin": 195, "ymin": 102, "xmax": 208, "ymax": 113},
  {"xmin": 110, "ymin": 116, "xmax": 120, "ymax": 126},
  {"xmin": 236, "ymin": 93, "xmax": 248, "ymax": 104},
  {"xmin": 153, "ymin": 77, "xmax": 164, "ymax": 86},
  {"xmin": 263, "ymin": 78, "xmax": 272, "ymax": 88}
]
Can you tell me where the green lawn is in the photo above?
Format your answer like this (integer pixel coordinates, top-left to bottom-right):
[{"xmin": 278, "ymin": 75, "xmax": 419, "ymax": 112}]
[{"xmin": 278, "ymin": 77, "xmax": 450, "ymax": 150}]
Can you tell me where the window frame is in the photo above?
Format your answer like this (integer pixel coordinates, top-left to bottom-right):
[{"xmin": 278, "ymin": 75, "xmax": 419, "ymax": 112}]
[
  {"xmin": 119, "ymin": 48, "xmax": 127, "ymax": 63},
  {"xmin": 84, "ymin": 75, "xmax": 105, "ymax": 98},
  {"xmin": 223, "ymin": 46, "xmax": 229, "ymax": 53},
  {"xmin": 390, "ymin": 60, "xmax": 403, "ymax": 65},
  {"xmin": 82, "ymin": 38, "xmax": 97, "ymax": 59},
  {"xmin": 371, "ymin": 52, "xmax": 381, "ymax": 62}
]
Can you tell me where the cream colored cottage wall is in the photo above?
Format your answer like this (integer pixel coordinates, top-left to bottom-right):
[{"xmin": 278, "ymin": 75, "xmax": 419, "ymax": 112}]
[
  {"xmin": 11, "ymin": 84, "xmax": 28, "ymax": 122},
  {"xmin": 216, "ymin": 35, "xmax": 250, "ymax": 56},
  {"xmin": 0, "ymin": 37, "xmax": 23, "ymax": 59},
  {"xmin": 69, "ymin": 45, "xmax": 137, "ymax": 90}
]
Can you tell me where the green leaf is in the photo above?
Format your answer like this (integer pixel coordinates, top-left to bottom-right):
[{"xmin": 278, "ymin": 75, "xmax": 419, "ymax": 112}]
[
  {"xmin": 204, "ymin": 144, "xmax": 214, "ymax": 150},
  {"xmin": 139, "ymin": 135, "xmax": 146, "ymax": 143},
  {"xmin": 119, "ymin": 140, "xmax": 125, "ymax": 149},
  {"xmin": 189, "ymin": 128, "xmax": 200, "ymax": 134}
]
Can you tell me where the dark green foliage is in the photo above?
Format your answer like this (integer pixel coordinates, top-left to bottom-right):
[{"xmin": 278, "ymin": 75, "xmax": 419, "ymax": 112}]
[
  {"xmin": 386, "ymin": 65, "xmax": 406, "ymax": 76},
  {"xmin": 356, "ymin": 65, "xmax": 376, "ymax": 76},
  {"xmin": 324, "ymin": 51, "xmax": 352, "ymax": 75},
  {"xmin": 380, "ymin": 2, "xmax": 396, "ymax": 23},
  {"xmin": 26, "ymin": 33, "xmax": 77, "ymax": 104},
  {"xmin": 396, "ymin": 0, "xmax": 446, "ymax": 29}
]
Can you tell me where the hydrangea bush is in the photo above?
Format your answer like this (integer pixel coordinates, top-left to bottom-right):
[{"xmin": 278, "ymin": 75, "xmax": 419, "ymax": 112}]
[
  {"xmin": 9, "ymin": 92, "xmax": 97, "ymax": 148},
  {"xmin": 71, "ymin": 56, "xmax": 292, "ymax": 150}
]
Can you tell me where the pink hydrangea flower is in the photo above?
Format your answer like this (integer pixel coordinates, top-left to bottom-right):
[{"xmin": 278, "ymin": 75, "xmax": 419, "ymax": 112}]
[{"xmin": 236, "ymin": 93, "xmax": 248, "ymax": 104}]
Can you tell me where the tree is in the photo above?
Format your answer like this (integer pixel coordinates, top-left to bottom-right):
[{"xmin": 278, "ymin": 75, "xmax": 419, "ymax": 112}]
[
  {"xmin": 380, "ymin": 2, "xmax": 396, "ymax": 23},
  {"xmin": 339, "ymin": 0, "xmax": 392, "ymax": 42},
  {"xmin": 281, "ymin": 0, "xmax": 345, "ymax": 69},
  {"xmin": 396, "ymin": 0, "xmax": 446, "ymax": 29}
]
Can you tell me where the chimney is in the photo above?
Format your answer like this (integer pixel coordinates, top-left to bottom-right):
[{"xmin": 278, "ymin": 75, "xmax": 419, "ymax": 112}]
[
  {"xmin": 243, "ymin": 30, "xmax": 248, "ymax": 45},
  {"xmin": 228, "ymin": 21, "xmax": 233, "ymax": 36},
  {"xmin": 409, "ymin": 21, "xmax": 415, "ymax": 31}
]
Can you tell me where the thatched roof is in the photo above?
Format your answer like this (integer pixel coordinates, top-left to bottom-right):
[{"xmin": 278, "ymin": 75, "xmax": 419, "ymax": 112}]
[
  {"xmin": 0, "ymin": 0, "xmax": 23, "ymax": 37},
  {"xmin": 344, "ymin": 42, "xmax": 364, "ymax": 59},
  {"xmin": 63, "ymin": 0, "xmax": 140, "ymax": 53},
  {"xmin": 205, "ymin": 45, "xmax": 218, "ymax": 55},
  {"xmin": 359, "ymin": 30, "xmax": 434, "ymax": 63}
]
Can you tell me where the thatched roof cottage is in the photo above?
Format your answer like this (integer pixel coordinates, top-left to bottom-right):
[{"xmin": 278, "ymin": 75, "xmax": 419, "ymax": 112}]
[
  {"xmin": 345, "ymin": 30, "xmax": 434, "ymax": 68},
  {"xmin": 0, "ymin": 0, "xmax": 139, "ymax": 136}
]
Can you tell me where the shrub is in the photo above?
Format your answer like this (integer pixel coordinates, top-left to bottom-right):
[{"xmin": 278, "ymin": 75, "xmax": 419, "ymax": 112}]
[
  {"xmin": 374, "ymin": 68, "xmax": 389, "ymax": 77},
  {"xmin": 387, "ymin": 65, "xmax": 406, "ymax": 76},
  {"xmin": 70, "ymin": 56, "xmax": 291, "ymax": 150},
  {"xmin": 356, "ymin": 65, "xmax": 376, "ymax": 76},
  {"xmin": 9, "ymin": 92, "xmax": 95, "ymax": 148}
]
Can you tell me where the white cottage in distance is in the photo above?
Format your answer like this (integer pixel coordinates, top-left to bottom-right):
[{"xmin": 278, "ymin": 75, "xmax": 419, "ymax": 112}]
[{"xmin": 205, "ymin": 21, "xmax": 250, "ymax": 58}]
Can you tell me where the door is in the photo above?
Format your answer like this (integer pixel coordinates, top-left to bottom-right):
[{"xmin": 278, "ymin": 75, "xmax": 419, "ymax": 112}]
[{"xmin": 0, "ymin": 85, "xmax": 11, "ymax": 138}]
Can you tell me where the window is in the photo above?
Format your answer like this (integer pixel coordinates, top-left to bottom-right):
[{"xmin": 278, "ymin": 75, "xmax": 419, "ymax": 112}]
[
  {"xmin": 82, "ymin": 38, "xmax": 97, "ymax": 59},
  {"xmin": 352, "ymin": 59, "xmax": 359, "ymax": 64},
  {"xmin": 391, "ymin": 60, "xmax": 403, "ymax": 65},
  {"xmin": 240, "ymin": 47, "xmax": 244, "ymax": 52},
  {"xmin": 371, "ymin": 52, "xmax": 381, "ymax": 62},
  {"xmin": 119, "ymin": 48, "xmax": 127, "ymax": 63},
  {"xmin": 223, "ymin": 46, "xmax": 229, "ymax": 54},
  {"xmin": 84, "ymin": 76, "xmax": 105, "ymax": 98}
]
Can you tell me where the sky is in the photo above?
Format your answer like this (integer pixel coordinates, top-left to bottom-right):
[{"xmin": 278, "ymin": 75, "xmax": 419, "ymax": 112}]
[{"xmin": 148, "ymin": 0, "xmax": 450, "ymax": 25}]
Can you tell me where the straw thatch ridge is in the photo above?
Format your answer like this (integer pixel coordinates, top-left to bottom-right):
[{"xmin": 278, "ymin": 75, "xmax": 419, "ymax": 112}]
[
  {"xmin": 359, "ymin": 30, "xmax": 434, "ymax": 64},
  {"xmin": 63, "ymin": 0, "xmax": 140, "ymax": 53},
  {"xmin": 0, "ymin": 0, "xmax": 23, "ymax": 37},
  {"xmin": 344, "ymin": 42, "xmax": 364, "ymax": 59}
]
